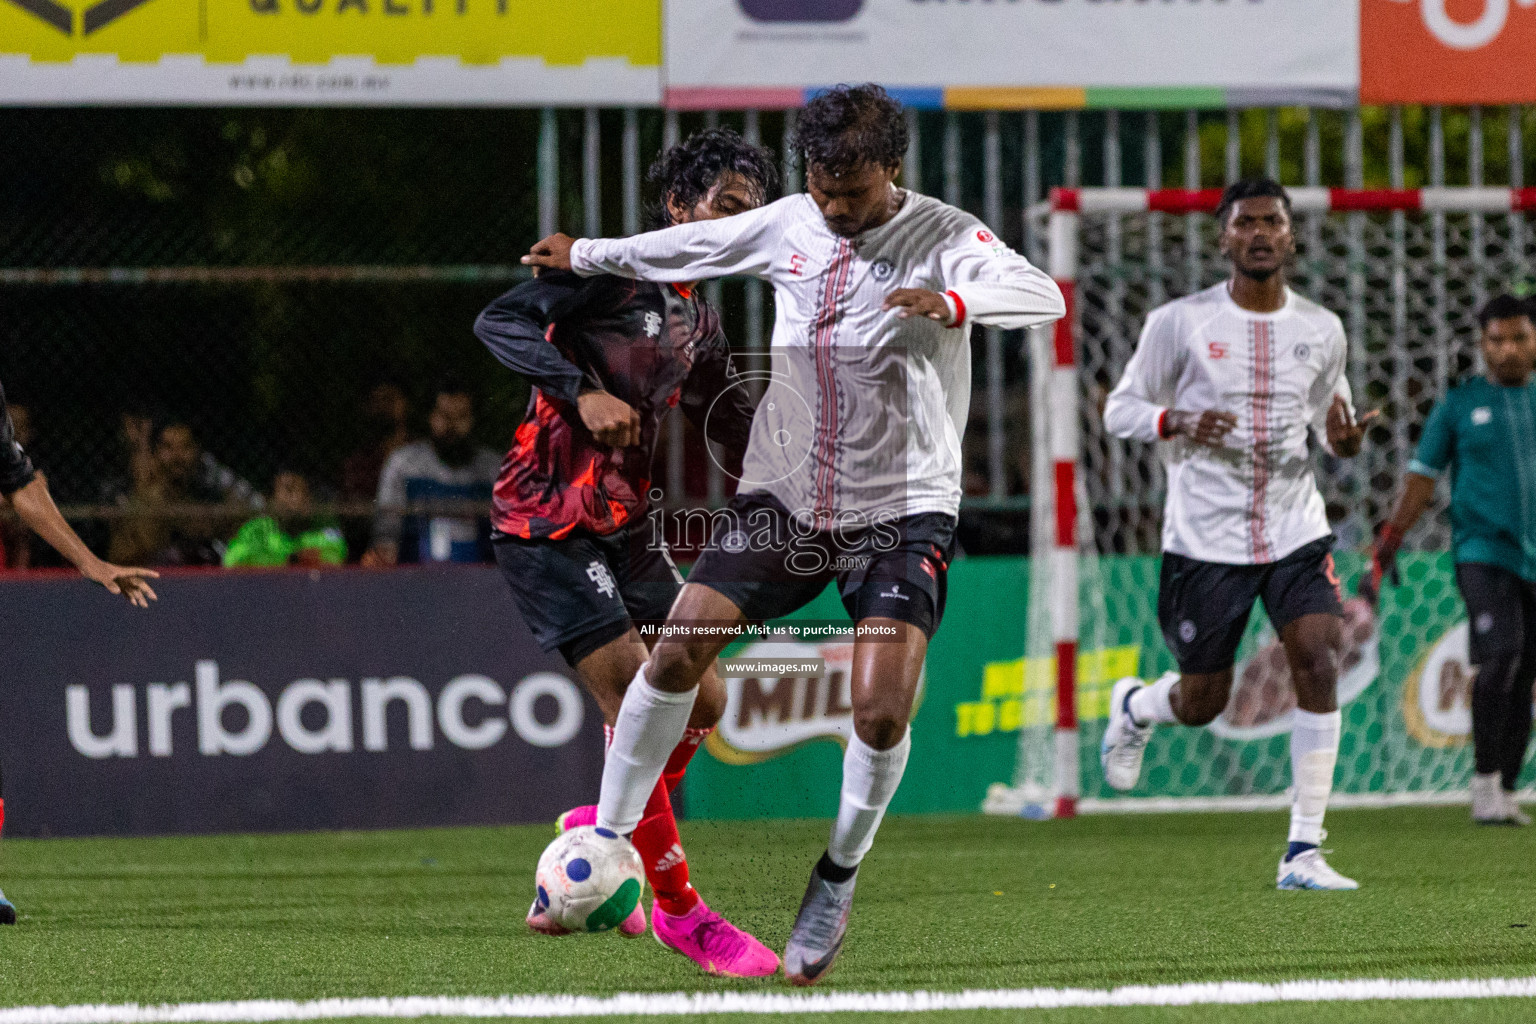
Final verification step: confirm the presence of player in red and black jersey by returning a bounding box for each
[473,129,778,975]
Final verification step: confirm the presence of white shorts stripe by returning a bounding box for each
[2,977,1534,1022]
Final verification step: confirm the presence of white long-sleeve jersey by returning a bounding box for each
[570,191,1064,522]
[1102,283,1352,565]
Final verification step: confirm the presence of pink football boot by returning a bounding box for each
[527,897,646,937]
[525,899,571,936]
[651,900,780,977]
[555,805,597,833]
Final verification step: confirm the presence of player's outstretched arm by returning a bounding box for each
[9,476,158,607]
[525,202,783,284]
[523,233,577,273]
[935,224,1065,331]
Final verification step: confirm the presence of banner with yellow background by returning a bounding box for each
[0,0,659,103]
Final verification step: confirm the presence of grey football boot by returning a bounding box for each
[783,863,857,986]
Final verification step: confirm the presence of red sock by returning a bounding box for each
[662,727,712,794]
[632,779,699,917]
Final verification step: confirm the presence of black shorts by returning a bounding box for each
[1455,561,1536,666]
[1158,536,1344,675]
[684,491,957,639]
[493,526,683,667]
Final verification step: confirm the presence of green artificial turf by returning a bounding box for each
[0,807,1531,1021]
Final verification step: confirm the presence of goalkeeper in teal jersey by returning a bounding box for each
[1368,294,1536,826]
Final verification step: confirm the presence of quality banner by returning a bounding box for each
[684,553,1512,819]
[0,0,660,104]
[664,0,1359,110]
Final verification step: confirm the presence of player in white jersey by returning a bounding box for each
[1100,179,1372,891]
[524,84,1063,982]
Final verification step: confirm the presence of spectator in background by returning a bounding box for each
[107,419,262,566]
[224,468,346,568]
[342,381,412,502]
[364,380,499,565]
[340,381,412,562]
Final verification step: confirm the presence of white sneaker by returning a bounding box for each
[1100,677,1154,791]
[1276,847,1358,891]
[1502,790,1532,827]
[1472,772,1510,824]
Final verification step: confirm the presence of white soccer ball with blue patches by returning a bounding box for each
[534,825,644,932]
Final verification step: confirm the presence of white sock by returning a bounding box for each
[1288,708,1341,847]
[1128,673,1179,726]
[825,728,911,870]
[595,666,697,836]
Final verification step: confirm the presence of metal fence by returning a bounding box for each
[2,104,1532,566]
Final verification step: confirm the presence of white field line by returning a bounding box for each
[1076,788,1536,815]
[989,788,1536,818]
[2,978,1535,1021]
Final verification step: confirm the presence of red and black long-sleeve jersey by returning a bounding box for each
[475,271,757,541]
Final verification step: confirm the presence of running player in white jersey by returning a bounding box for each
[524,84,1063,983]
[1100,178,1373,891]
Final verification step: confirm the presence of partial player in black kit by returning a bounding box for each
[0,380,160,923]
[474,128,783,976]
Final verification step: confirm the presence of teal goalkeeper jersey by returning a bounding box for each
[1410,375,1536,582]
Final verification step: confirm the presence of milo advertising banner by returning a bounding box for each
[684,553,1510,819]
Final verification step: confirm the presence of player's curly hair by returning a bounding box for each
[647,128,779,228]
[1215,177,1292,228]
[793,83,908,177]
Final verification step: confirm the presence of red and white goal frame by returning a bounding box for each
[1000,185,1536,820]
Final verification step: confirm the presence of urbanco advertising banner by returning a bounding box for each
[0,566,601,837]
[684,553,1510,820]
[664,0,1359,110]
[1362,0,1536,103]
[0,0,659,104]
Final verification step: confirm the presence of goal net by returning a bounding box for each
[990,186,1536,815]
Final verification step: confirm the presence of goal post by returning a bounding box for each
[987,185,1536,817]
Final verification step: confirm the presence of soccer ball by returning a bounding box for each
[534,825,644,932]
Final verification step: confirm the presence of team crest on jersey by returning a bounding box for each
[1293,343,1310,361]
[1472,406,1493,425]
[870,259,895,281]
[720,530,749,554]
[975,228,1007,257]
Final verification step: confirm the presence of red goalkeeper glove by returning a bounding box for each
[1359,522,1404,607]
